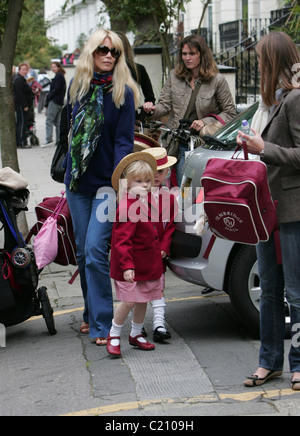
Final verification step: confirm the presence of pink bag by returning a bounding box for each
[33,192,66,269]
[201,143,281,262]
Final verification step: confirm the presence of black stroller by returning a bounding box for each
[0,186,56,335]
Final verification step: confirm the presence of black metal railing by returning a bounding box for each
[215,10,292,103]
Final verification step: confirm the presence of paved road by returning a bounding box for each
[1,111,300,417]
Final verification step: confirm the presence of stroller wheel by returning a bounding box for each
[30,135,39,146]
[38,287,57,335]
[11,247,31,269]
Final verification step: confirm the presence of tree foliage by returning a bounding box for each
[14,0,49,68]
[282,0,299,43]
[64,0,191,77]
[0,0,24,171]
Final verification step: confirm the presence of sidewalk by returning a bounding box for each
[17,109,83,311]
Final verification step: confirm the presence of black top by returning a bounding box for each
[13,74,33,108]
[46,72,66,106]
[129,63,155,104]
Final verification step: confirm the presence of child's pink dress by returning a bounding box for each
[114,275,164,303]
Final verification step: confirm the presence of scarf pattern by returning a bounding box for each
[69,72,113,191]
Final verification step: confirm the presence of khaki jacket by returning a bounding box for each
[151,70,236,129]
[262,88,300,223]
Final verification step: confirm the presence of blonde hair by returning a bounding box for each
[118,160,154,201]
[69,29,140,108]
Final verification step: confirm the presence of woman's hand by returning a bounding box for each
[190,119,205,132]
[161,250,167,259]
[143,102,155,114]
[237,128,265,155]
[123,269,135,283]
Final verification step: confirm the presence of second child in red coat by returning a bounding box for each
[108,152,162,357]
[142,147,178,342]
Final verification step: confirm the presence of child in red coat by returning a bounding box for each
[108,152,162,357]
[142,147,177,342]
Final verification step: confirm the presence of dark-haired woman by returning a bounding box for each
[237,32,300,390]
[43,62,66,147]
[143,34,235,184]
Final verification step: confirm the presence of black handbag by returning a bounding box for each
[50,105,69,183]
[51,145,67,183]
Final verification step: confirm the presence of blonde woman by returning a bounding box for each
[64,29,140,345]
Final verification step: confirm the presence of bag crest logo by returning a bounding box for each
[223,216,236,229]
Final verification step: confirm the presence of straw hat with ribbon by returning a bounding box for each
[142,147,177,170]
[111,152,157,191]
[133,133,161,152]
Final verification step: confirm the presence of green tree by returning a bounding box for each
[64,0,191,77]
[15,0,65,69]
[281,0,299,43]
[14,0,46,68]
[102,0,191,73]
[0,0,28,235]
[0,0,24,171]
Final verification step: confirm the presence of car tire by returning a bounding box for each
[227,245,260,337]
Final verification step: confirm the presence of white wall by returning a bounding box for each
[45,0,108,53]
[45,0,282,55]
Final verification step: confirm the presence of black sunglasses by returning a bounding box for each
[95,45,121,59]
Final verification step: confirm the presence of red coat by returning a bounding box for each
[110,193,164,282]
[151,187,177,272]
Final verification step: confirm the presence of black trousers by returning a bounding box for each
[15,104,28,147]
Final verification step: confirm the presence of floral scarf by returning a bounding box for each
[69,72,113,191]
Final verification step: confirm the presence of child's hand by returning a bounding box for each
[161,250,167,259]
[123,269,135,283]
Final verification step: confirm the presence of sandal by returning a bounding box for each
[291,379,300,390]
[244,370,282,387]
[95,337,108,346]
[80,322,89,334]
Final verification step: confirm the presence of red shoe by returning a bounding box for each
[129,334,155,351]
[107,334,121,357]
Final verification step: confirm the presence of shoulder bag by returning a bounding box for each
[50,105,69,183]
[165,82,201,161]
[26,191,77,267]
[200,143,281,263]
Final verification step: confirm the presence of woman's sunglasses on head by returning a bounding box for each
[95,45,121,59]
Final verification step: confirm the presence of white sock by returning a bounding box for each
[152,297,166,332]
[110,320,123,346]
[131,321,147,343]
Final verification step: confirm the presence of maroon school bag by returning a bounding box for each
[201,144,281,262]
[26,193,77,266]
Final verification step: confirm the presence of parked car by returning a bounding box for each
[167,102,266,335]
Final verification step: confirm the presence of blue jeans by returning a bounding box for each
[66,187,115,338]
[46,101,62,143]
[175,144,188,186]
[257,221,300,373]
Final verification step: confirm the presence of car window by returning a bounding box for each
[202,101,259,151]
